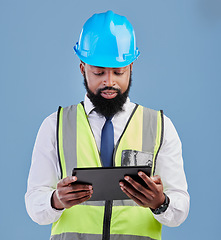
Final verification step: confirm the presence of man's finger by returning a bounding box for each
[120,179,154,202]
[120,184,143,206]
[57,176,78,188]
[66,194,92,208]
[137,172,157,190]
[123,176,149,196]
[150,175,162,184]
[67,183,93,193]
[59,189,93,202]
[120,180,153,203]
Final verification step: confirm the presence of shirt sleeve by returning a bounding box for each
[152,115,190,227]
[25,112,64,225]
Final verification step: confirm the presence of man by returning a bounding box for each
[25,10,189,240]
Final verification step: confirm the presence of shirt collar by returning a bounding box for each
[83,94,132,117]
[84,94,95,116]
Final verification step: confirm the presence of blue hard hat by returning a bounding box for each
[74,10,140,68]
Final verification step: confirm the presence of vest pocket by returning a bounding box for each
[121,150,153,167]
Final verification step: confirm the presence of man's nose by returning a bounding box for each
[105,71,115,86]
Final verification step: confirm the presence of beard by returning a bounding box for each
[83,73,132,118]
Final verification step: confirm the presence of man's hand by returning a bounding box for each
[51,176,93,210]
[119,171,165,210]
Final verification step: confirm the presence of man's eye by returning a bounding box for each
[114,72,124,76]
[94,72,104,76]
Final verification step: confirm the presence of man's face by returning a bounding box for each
[80,63,133,97]
[80,62,133,117]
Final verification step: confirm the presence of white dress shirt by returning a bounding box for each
[25,95,190,227]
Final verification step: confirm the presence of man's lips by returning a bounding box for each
[100,90,118,99]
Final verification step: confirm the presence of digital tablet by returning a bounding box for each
[72,166,151,201]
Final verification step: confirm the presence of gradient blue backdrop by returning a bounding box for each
[1,0,221,239]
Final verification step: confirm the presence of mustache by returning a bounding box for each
[97,86,121,93]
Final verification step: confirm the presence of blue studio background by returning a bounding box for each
[1,0,221,239]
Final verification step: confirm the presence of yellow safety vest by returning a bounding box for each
[51,103,164,240]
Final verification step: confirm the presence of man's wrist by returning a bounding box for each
[51,190,65,210]
[150,193,170,215]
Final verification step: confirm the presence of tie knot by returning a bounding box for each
[105,116,113,121]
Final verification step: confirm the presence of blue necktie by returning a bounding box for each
[100,117,114,167]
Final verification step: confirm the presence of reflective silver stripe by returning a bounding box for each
[62,105,78,177]
[142,107,158,153]
[111,235,156,240]
[51,232,101,240]
[113,199,138,206]
[80,199,138,207]
[80,200,105,206]
[51,232,156,240]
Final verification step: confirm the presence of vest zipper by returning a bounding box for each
[102,200,113,240]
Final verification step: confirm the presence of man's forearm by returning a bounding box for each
[25,187,64,225]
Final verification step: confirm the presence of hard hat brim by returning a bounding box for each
[74,46,140,68]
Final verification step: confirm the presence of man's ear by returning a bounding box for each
[80,62,85,75]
